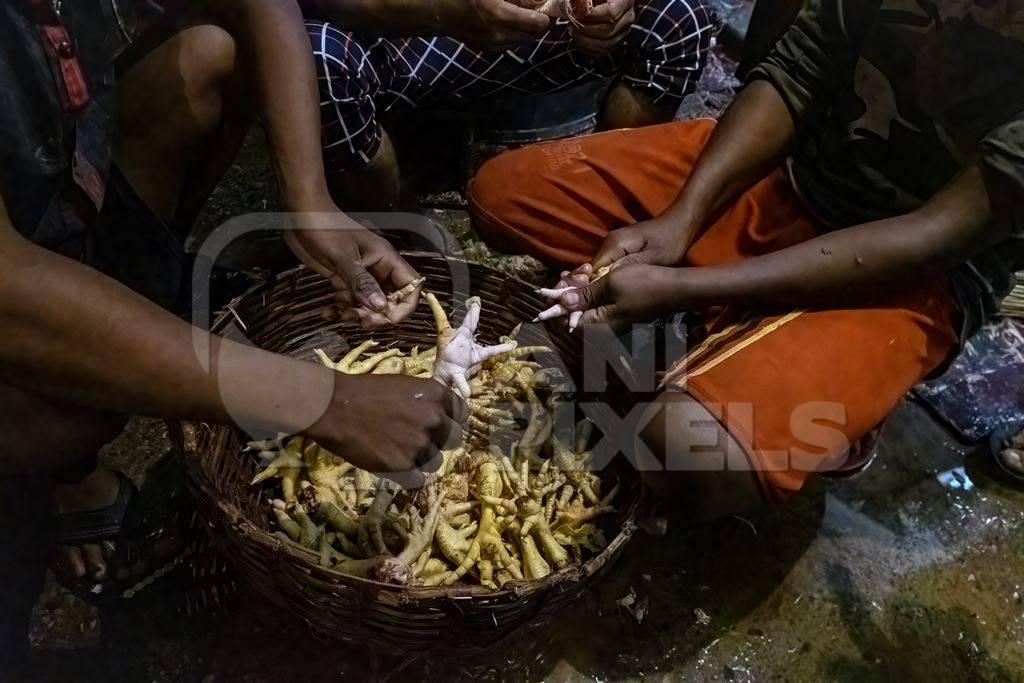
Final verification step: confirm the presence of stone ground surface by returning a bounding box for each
[21,20,1024,683]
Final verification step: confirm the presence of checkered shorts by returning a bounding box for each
[308,0,712,173]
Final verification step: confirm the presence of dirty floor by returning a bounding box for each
[20,22,1024,683]
[27,401,1024,681]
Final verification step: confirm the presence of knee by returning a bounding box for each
[307,22,374,102]
[636,392,716,474]
[469,149,538,241]
[178,25,239,100]
[630,0,712,48]
[2,398,127,476]
[470,153,516,223]
[624,0,711,78]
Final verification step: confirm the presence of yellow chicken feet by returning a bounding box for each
[358,480,398,556]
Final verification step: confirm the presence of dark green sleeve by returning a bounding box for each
[979,116,1024,237]
[745,0,872,126]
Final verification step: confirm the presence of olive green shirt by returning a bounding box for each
[749,0,1024,337]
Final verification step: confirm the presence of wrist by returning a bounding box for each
[658,265,701,312]
[643,215,699,264]
[279,181,338,215]
[654,208,699,239]
[657,193,709,237]
[289,205,368,237]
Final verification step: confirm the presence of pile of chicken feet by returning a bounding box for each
[250,291,618,589]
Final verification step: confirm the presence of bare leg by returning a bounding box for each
[114,23,252,226]
[637,390,765,519]
[0,381,126,632]
[51,23,252,582]
[598,83,677,130]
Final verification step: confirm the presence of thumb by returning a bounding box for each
[340,260,387,313]
[560,276,609,312]
[592,241,628,270]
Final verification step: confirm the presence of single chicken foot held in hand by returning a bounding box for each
[534,265,612,331]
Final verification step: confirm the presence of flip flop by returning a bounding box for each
[53,471,186,605]
[989,428,1024,487]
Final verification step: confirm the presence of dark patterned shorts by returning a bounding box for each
[307,0,712,173]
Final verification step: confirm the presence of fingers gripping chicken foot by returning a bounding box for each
[534,265,612,328]
[386,276,425,306]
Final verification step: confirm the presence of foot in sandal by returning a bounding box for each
[996,428,1024,482]
[52,467,122,584]
[50,466,185,603]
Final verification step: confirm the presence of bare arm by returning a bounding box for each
[565,165,1003,325]
[587,0,857,270]
[204,0,334,214]
[586,80,798,269]
[656,79,797,251]
[203,0,427,325]
[0,196,463,476]
[0,197,331,433]
[671,165,998,307]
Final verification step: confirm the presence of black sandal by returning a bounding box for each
[53,471,186,605]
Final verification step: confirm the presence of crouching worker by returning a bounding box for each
[470,0,1024,515]
[0,0,464,670]
[302,0,712,209]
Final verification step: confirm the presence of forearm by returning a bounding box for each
[312,0,452,35]
[670,216,947,309]
[208,0,335,212]
[664,166,999,309]
[660,80,797,241]
[0,235,332,435]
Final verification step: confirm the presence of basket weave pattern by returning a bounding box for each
[177,254,645,656]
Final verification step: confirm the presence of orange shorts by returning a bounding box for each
[470,119,962,500]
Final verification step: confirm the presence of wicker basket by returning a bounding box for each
[177,253,646,657]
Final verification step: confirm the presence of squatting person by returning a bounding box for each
[0,0,464,668]
[470,0,1024,514]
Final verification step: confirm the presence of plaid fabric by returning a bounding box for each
[308,0,712,172]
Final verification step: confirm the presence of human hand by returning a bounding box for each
[555,263,683,329]
[591,217,695,270]
[445,0,552,51]
[533,219,694,328]
[308,373,467,488]
[570,0,634,57]
[285,213,423,329]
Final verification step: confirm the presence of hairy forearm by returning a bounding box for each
[208,0,334,211]
[661,80,797,240]
[664,165,1000,309]
[313,0,451,35]
[0,235,333,435]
